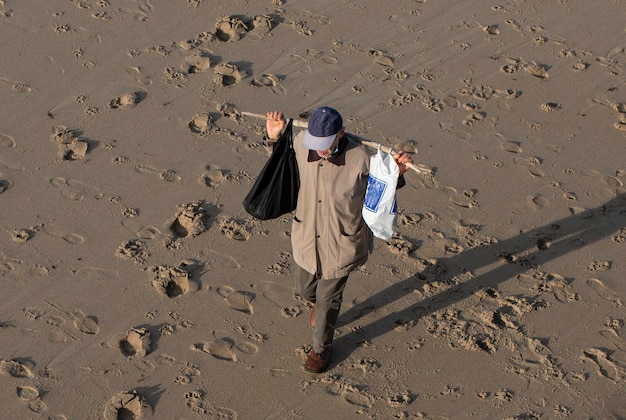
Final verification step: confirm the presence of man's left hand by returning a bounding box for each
[393,151,413,176]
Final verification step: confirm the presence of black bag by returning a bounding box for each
[243,119,299,220]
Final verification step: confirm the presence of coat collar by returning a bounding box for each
[307,136,347,166]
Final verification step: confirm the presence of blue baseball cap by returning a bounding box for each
[302,106,343,150]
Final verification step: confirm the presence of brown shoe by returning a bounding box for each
[309,304,316,329]
[304,347,332,373]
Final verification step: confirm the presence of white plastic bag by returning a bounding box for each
[362,146,399,240]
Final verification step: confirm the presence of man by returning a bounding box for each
[265,107,412,373]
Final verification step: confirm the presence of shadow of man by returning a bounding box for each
[334,192,626,362]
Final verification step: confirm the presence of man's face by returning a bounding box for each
[316,128,344,157]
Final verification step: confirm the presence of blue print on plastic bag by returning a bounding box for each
[364,175,387,212]
[390,196,397,215]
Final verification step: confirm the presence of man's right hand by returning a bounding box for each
[266,111,285,140]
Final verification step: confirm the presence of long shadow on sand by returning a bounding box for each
[334,193,626,363]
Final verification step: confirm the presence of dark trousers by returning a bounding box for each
[293,264,348,354]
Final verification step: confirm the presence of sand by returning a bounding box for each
[1,0,625,418]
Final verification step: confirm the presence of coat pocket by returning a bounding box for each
[291,214,303,245]
[338,225,367,268]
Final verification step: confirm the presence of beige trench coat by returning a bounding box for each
[291,130,374,279]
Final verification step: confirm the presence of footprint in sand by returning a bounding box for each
[0,178,13,194]
[109,92,140,109]
[444,186,479,209]
[266,260,289,276]
[392,140,419,155]
[614,121,626,132]
[119,7,148,21]
[214,15,250,42]
[250,73,281,87]
[0,76,36,93]
[0,359,34,378]
[258,281,303,318]
[123,66,153,86]
[17,385,40,401]
[119,327,152,357]
[397,212,422,228]
[439,122,471,139]
[16,385,47,413]
[213,62,247,86]
[546,273,578,303]
[601,175,623,188]
[23,306,45,321]
[569,206,594,219]
[61,140,88,160]
[170,201,209,238]
[359,47,393,67]
[587,278,623,307]
[116,239,148,266]
[235,343,259,354]
[198,168,225,188]
[351,357,381,374]
[501,141,522,153]
[514,157,545,178]
[191,338,238,362]
[185,389,238,419]
[583,348,625,383]
[50,126,89,160]
[394,318,418,332]
[41,223,84,245]
[119,0,153,21]
[588,260,611,272]
[151,265,192,298]
[463,111,486,127]
[103,391,144,420]
[218,217,251,241]
[600,328,626,351]
[45,300,100,335]
[121,220,162,240]
[189,113,215,135]
[184,52,212,74]
[135,164,181,182]
[541,102,561,112]
[170,359,202,385]
[11,228,33,243]
[217,286,255,315]
[386,234,416,256]
[325,381,375,408]
[214,14,273,42]
[386,391,414,408]
[524,63,549,78]
[192,330,259,363]
[250,73,287,95]
[528,194,550,210]
[280,306,302,318]
[0,133,16,148]
[573,60,589,72]
[50,177,102,201]
[247,15,274,38]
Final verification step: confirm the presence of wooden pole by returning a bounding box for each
[240,112,432,175]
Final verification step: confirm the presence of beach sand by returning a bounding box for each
[1,0,625,418]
